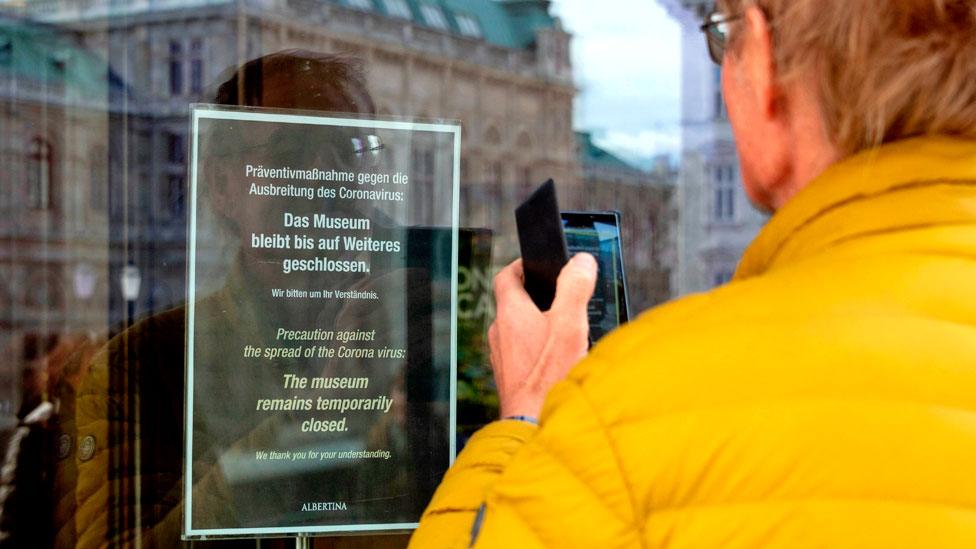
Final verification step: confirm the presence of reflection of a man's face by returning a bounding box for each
[211,122,379,288]
[204,62,391,290]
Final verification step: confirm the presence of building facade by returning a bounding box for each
[0,2,686,543]
[576,131,675,313]
[0,17,120,428]
[0,0,580,423]
[658,0,767,296]
[21,0,580,254]
[0,0,676,436]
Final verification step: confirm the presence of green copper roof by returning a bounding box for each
[577,132,642,173]
[492,0,557,50]
[0,16,115,100]
[333,0,558,50]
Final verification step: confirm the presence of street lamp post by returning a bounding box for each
[120,263,141,326]
[118,261,143,545]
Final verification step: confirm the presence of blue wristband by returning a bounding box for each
[504,415,539,425]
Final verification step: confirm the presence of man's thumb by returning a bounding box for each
[552,253,598,314]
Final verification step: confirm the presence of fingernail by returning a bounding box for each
[572,253,597,272]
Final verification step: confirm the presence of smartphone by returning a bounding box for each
[561,211,630,342]
[515,180,569,311]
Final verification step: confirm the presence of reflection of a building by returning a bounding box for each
[576,132,674,313]
[0,0,677,423]
[25,0,581,251]
[0,0,576,422]
[0,16,118,425]
[658,0,768,296]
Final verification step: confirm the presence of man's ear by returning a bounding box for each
[741,5,779,118]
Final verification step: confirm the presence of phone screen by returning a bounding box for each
[561,211,630,342]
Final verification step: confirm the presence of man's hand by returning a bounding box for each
[488,253,598,419]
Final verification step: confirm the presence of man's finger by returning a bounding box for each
[488,322,500,372]
[493,259,534,310]
[551,253,598,317]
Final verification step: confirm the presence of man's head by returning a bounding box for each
[214,49,375,114]
[207,49,376,181]
[715,0,976,210]
[204,50,378,282]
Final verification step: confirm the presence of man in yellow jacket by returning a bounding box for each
[411,0,976,546]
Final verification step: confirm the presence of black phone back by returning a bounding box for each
[515,179,569,311]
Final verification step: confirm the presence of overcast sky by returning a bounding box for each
[550,0,683,167]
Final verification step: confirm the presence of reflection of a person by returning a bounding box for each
[69,50,438,548]
[0,333,104,548]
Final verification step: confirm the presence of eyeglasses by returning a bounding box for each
[351,135,385,170]
[700,10,744,65]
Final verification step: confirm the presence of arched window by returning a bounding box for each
[169,40,184,96]
[27,137,53,210]
[484,126,501,147]
[711,163,736,222]
[190,38,204,94]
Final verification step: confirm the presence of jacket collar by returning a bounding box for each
[736,136,976,279]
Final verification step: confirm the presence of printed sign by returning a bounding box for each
[184,106,459,538]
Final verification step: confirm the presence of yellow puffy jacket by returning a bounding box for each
[411,136,976,548]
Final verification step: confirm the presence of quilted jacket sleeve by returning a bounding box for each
[410,354,641,548]
[73,311,188,549]
[409,420,538,548]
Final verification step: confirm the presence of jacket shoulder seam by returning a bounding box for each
[569,374,649,549]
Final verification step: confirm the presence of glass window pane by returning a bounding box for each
[0,0,708,545]
[190,38,203,93]
[382,0,412,19]
[169,40,183,95]
[455,13,483,38]
[420,4,448,30]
